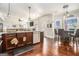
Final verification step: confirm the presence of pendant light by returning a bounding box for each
[28,6,33,26]
[2,3,11,21]
[63,5,69,17]
[0,3,11,21]
[62,5,69,29]
[28,6,31,21]
[28,6,33,22]
[5,3,11,18]
[7,3,11,17]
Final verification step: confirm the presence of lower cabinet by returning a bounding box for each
[2,32,33,53]
[1,32,43,55]
[16,33,26,47]
[2,33,16,52]
[33,32,44,44]
[33,32,40,44]
[26,32,33,45]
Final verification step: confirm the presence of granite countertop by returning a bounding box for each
[0,31,44,34]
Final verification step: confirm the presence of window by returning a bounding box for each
[65,16,77,31]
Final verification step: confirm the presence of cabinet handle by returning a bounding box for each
[23,37,27,42]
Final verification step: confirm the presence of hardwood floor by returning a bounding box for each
[19,37,79,56]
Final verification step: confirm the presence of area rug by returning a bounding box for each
[0,46,33,56]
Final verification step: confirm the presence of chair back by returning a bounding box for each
[75,29,79,37]
[54,29,58,35]
[58,29,70,38]
[58,29,64,36]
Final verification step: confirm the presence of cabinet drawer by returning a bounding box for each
[6,37,17,50]
[17,33,27,47]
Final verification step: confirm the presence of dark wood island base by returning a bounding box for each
[2,32,33,55]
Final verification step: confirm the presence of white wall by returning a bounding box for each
[0,15,29,32]
[33,14,54,38]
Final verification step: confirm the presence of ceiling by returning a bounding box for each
[0,3,79,20]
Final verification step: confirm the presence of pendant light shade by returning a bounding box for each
[7,3,11,17]
[28,6,34,26]
[28,6,33,22]
[28,6,31,20]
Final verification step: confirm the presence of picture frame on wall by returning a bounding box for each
[47,23,52,28]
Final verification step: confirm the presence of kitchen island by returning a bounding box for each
[0,31,44,55]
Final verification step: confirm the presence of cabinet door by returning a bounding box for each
[2,34,16,51]
[33,32,40,44]
[26,32,33,45]
[6,37,16,50]
[17,33,26,47]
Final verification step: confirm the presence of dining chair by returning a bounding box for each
[73,29,79,50]
[54,29,58,41]
[58,29,71,46]
[54,29,58,35]
[58,29,64,46]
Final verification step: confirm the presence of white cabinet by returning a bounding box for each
[33,32,40,44]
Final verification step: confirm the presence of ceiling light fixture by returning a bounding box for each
[63,5,69,9]
[63,4,74,18]
[0,3,11,21]
[7,3,11,17]
[63,5,69,16]
[28,6,31,21]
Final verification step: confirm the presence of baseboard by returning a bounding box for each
[44,36,54,39]
[33,42,40,45]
